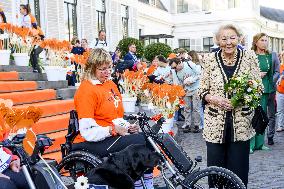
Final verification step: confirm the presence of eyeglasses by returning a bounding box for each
[97,65,113,73]
[220,35,238,43]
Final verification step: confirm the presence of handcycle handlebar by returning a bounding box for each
[124,112,166,135]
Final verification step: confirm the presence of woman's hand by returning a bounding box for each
[206,95,233,110]
[114,124,129,136]
[10,159,21,172]
[260,72,267,78]
[0,173,10,179]
[128,124,139,134]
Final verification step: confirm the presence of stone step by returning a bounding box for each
[37,80,68,90]
[56,87,77,99]
[18,72,47,81]
[0,65,33,72]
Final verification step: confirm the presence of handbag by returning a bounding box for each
[251,105,269,135]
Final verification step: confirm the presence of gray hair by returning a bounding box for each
[215,24,242,45]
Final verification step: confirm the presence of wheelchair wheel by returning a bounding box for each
[57,150,103,183]
[183,166,246,189]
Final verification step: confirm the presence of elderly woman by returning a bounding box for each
[73,48,154,189]
[250,33,280,151]
[199,24,261,187]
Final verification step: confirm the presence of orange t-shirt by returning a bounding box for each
[277,63,284,93]
[73,80,124,143]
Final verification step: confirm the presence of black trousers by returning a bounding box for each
[30,46,43,73]
[0,169,29,189]
[206,140,250,188]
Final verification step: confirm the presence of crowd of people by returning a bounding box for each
[1,3,284,189]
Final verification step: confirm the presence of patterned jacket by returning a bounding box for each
[199,49,261,143]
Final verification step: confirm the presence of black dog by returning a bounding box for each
[85,144,161,189]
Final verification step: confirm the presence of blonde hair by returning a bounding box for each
[215,24,242,45]
[81,48,112,81]
[251,33,269,54]
[188,50,200,65]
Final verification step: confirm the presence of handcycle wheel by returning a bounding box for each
[57,150,102,183]
[183,166,246,189]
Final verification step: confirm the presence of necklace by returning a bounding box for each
[222,51,237,66]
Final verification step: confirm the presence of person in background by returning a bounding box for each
[18,4,32,28]
[146,56,159,76]
[171,56,201,133]
[149,55,172,84]
[188,50,204,129]
[68,38,85,86]
[123,43,140,71]
[29,14,44,73]
[250,33,280,152]
[199,24,261,187]
[0,7,6,25]
[90,30,109,52]
[81,38,89,52]
[276,52,284,132]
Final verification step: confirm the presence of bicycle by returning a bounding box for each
[0,132,66,189]
[125,112,246,189]
[57,110,246,188]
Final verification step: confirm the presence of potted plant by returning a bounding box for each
[121,70,148,113]
[40,39,71,81]
[0,23,36,66]
[0,31,10,65]
[148,83,185,133]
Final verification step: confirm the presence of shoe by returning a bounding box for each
[181,124,188,129]
[33,69,39,73]
[276,127,284,132]
[249,149,254,154]
[177,116,185,121]
[267,138,274,146]
[260,145,270,150]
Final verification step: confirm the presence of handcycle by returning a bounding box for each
[0,132,66,189]
[57,110,246,188]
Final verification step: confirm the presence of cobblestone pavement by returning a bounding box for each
[155,123,284,189]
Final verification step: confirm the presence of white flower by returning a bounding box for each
[148,102,154,110]
[252,80,258,88]
[144,89,150,97]
[244,95,252,102]
[247,87,252,93]
[74,176,89,189]
[166,102,172,109]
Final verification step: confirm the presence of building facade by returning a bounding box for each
[2,0,284,53]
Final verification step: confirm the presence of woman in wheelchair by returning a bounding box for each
[72,48,154,189]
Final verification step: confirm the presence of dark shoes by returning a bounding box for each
[268,138,274,145]
[183,126,200,133]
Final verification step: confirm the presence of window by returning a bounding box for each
[190,39,202,51]
[96,0,106,32]
[228,0,240,8]
[64,0,77,41]
[178,39,190,51]
[150,0,156,6]
[177,0,188,13]
[203,37,214,52]
[121,5,129,38]
[27,0,41,26]
[202,0,211,11]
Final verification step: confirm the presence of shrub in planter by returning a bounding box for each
[144,42,172,61]
[117,37,144,58]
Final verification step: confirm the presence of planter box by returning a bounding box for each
[122,94,137,113]
[44,66,68,81]
[13,53,30,66]
[0,50,11,65]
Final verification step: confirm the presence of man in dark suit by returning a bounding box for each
[123,43,139,70]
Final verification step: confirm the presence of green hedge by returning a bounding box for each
[117,37,144,58]
[144,42,172,61]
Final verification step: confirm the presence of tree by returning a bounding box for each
[117,37,144,58]
[144,42,172,61]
